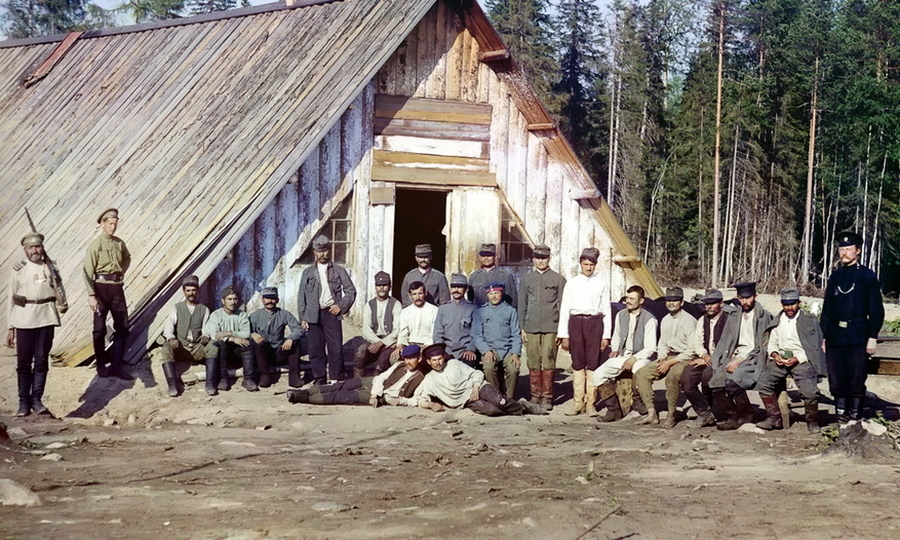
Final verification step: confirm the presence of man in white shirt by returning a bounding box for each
[159,275,210,397]
[594,285,658,422]
[391,281,439,362]
[756,288,825,433]
[558,247,611,416]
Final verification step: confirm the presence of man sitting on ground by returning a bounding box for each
[203,286,254,395]
[160,275,210,397]
[249,286,303,388]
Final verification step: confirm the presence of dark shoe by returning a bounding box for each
[312,378,327,386]
[31,370,50,416]
[205,357,219,396]
[96,363,109,378]
[518,397,548,415]
[713,390,741,430]
[732,387,755,426]
[15,401,31,417]
[162,361,181,397]
[18,372,34,416]
[286,388,310,403]
[258,372,272,388]
[834,397,848,423]
[756,393,783,430]
[108,363,134,381]
[242,378,260,392]
[598,394,623,423]
[805,400,820,434]
[690,410,717,428]
[848,397,864,421]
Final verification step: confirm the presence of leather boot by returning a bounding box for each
[218,350,231,391]
[288,353,303,388]
[518,397,548,415]
[713,390,741,430]
[597,381,623,422]
[685,388,716,427]
[31,370,51,416]
[255,345,273,388]
[108,333,134,380]
[529,370,542,404]
[585,370,599,416]
[162,361,180,397]
[834,396,848,423]
[286,387,310,403]
[204,357,219,396]
[566,369,586,416]
[16,372,32,417]
[631,387,648,415]
[241,351,259,392]
[804,399,820,434]
[848,397,864,421]
[756,393,783,430]
[732,387,755,426]
[540,370,554,410]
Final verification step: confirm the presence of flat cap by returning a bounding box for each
[478,243,497,256]
[415,243,432,256]
[262,286,279,298]
[532,244,551,258]
[21,232,44,247]
[580,247,599,264]
[422,342,447,358]
[401,344,421,358]
[449,273,468,287]
[664,286,684,301]
[312,235,330,251]
[484,282,505,293]
[703,288,724,304]
[732,282,757,298]
[97,208,119,224]
[836,231,863,247]
[374,271,391,286]
[780,287,800,305]
[182,275,200,287]
[220,285,236,299]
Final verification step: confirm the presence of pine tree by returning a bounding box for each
[1,0,87,38]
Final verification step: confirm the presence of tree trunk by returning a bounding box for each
[712,1,725,287]
[801,55,819,286]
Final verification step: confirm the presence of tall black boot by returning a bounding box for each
[108,333,134,381]
[731,387,755,425]
[162,361,180,397]
[205,357,219,396]
[16,372,32,417]
[255,345,272,388]
[631,386,648,415]
[848,396,864,421]
[834,396,848,423]
[31,370,51,416]
[241,351,259,392]
[804,399,820,434]
[714,390,741,430]
[685,387,716,427]
[288,352,303,388]
[218,349,231,391]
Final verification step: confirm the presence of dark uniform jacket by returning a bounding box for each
[297,262,356,324]
[468,266,518,308]
[433,299,477,358]
[821,262,884,347]
[517,268,566,334]
[400,267,450,307]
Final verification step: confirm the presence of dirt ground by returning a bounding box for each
[2,293,900,540]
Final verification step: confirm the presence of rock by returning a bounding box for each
[508,461,525,468]
[0,479,41,506]
[103,419,117,427]
[860,420,888,437]
[311,502,351,512]
[738,424,766,434]
[7,427,28,439]
[40,453,63,462]
[44,442,66,450]
[522,517,538,528]
[127,414,137,424]
[575,476,589,485]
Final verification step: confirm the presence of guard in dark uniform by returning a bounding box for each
[821,231,884,421]
[7,232,68,416]
[83,208,132,380]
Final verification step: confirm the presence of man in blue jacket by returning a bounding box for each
[472,282,522,400]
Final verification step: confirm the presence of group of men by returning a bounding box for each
[7,207,885,430]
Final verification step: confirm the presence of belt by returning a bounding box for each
[95,273,124,282]
[12,294,56,307]
[571,313,602,318]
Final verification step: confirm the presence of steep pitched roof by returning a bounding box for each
[0,0,436,360]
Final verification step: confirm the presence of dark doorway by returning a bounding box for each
[392,188,448,301]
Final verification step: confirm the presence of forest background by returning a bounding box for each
[2,0,899,296]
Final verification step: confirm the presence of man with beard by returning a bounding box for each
[203,286,253,395]
[517,245,566,409]
[467,243,517,308]
[680,289,728,428]
[159,275,210,397]
[557,247,611,416]
[756,288,826,433]
[413,343,544,416]
[707,282,775,430]
[633,287,697,426]
[354,271,402,378]
[821,232,884,422]
[593,285,658,422]
[400,244,449,307]
[432,273,478,365]
[7,232,68,416]
[249,286,303,388]
[83,208,132,380]
[297,235,356,384]
[391,281,439,362]
[287,344,426,407]
[472,282,522,400]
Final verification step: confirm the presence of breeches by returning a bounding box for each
[633,357,688,408]
[16,326,54,376]
[568,315,603,371]
[525,333,558,370]
[756,361,818,401]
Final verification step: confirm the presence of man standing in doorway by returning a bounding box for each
[468,243,517,308]
[84,208,132,380]
[557,247,611,416]
[518,244,566,410]
[821,232,884,422]
[400,244,449,307]
[297,235,356,385]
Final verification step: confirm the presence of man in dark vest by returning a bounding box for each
[354,271,402,378]
[433,273,478,365]
[249,286,303,388]
[468,243,518,308]
[821,231,884,421]
[594,285,658,422]
[756,288,826,433]
[287,344,426,406]
[159,275,210,397]
[680,289,728,427]
[707,282,775,430]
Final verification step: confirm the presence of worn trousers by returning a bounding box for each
[307,377,373,405]
[525,332,558,370]
[756,361,818,400]
[593,355,651,386]
[826,344,868,399]
[633,357,689,410]
[482,352,519,399]
[16,326,54,378]
[354,341,395,374]
[568,315,603,371]
[160,340,206,364]
[308,308,344,380]
[92,282,129,366]
[465,383,524,416]
[681,362,713,410]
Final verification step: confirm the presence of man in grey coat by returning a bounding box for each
[468,243,518,308]
[400,243,449,307]
[708,282,776,430]
[249,286,304,388]
[472,282,522,399]
[297,235,356,385]
[756,288,825,433]
[432,273,478,365]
